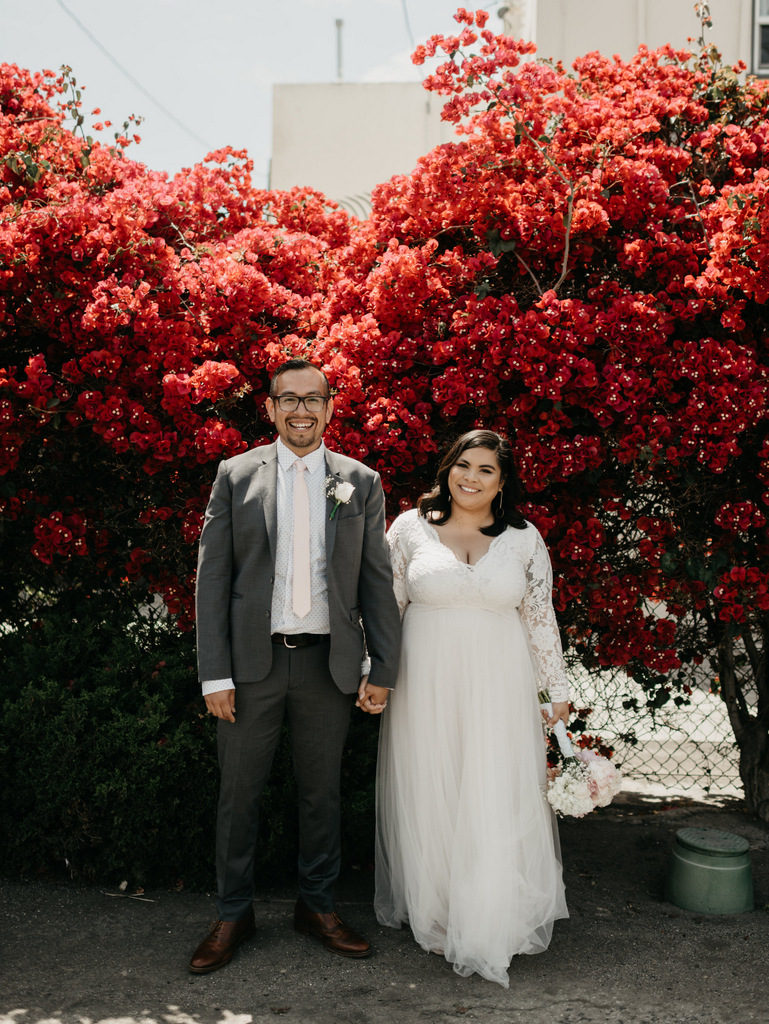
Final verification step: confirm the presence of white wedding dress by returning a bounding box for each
[375,509,570,988]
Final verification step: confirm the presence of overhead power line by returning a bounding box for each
[55,0,214,152]
[400,0,416,50]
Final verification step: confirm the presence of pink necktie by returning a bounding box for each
[292,460,311,618]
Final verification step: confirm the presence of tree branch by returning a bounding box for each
[718,632,749,743]
[512,248,544,295]
[551,183,576,293]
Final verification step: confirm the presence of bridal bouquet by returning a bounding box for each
[539,693,622,817]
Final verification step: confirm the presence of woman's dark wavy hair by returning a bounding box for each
[418,429,527,536]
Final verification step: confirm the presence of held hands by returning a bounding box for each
[205,689,236,723]
[356,675,389,715]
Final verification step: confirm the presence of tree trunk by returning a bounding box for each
[738,722,769,821]
[718,627,769,822]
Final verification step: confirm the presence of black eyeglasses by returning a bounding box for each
[272,394,329,412]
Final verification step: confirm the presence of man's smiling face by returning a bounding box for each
[266,366,334,456]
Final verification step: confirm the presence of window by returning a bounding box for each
[755,0,769,75]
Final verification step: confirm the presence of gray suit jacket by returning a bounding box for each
[195,442,401,693]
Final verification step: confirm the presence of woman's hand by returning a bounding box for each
[546,701,569,727]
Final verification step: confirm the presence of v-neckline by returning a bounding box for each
[423,518,501,568]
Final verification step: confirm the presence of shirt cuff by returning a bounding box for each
[202,678,235,696]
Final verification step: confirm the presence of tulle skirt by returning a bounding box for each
[374,603,568,988]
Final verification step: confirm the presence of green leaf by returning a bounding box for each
[4,153,23,176]
[648,688,670,710]
[21,154,42,183]
[660,552,679,575]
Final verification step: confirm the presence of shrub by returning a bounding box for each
[0,594,379,888]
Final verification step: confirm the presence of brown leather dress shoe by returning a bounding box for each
[189,909,256,974]
[293,898,371,958]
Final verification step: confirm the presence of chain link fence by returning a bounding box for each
[570,664,744,798]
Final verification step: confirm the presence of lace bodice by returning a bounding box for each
[387,509,570,703]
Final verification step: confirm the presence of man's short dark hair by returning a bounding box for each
[269,358,331,397]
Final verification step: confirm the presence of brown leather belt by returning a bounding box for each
[271,633,329,648]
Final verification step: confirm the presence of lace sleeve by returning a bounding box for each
[519,528,570,704]
[387,515,410,618]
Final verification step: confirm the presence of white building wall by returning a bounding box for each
[270,82,455,207]
[534,0,751,69]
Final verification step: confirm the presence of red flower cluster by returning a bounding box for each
[31,509,88,564]
[714,566,769,623]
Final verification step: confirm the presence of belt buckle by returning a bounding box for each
[283,634,298,649]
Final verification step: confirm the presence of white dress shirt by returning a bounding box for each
[271,439,330,634]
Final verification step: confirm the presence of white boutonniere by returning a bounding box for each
[326,476,355,519]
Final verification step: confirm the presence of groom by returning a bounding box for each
[190,357,401,974]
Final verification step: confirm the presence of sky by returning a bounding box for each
[1,0,505,187]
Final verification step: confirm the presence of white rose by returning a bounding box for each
[335,481,355,503]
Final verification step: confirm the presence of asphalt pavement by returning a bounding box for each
[2,791,768,1024]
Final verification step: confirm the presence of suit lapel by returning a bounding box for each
[247,443,278,562]
[323,449,349,561]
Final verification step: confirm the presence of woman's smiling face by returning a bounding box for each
[447,446,503,514]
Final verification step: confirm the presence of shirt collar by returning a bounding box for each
[276,437,326,475]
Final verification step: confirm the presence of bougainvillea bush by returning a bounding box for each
[1,1,769,886]
[0,65,361,631]
[0,64,365,882]
[347,9,769,815]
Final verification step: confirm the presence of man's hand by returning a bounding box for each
[205,689,236,723]
[356,676,389,715]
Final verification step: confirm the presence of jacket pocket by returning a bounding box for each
[336,507,362,521]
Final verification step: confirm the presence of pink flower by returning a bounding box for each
[577,749,623,807]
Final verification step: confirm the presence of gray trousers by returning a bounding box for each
[215,639,354,920]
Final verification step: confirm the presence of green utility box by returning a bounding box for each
[666,827,753,915]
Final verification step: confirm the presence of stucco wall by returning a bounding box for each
[270,82,456,203]
[535,0,751,69]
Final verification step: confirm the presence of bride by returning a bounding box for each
[371,429,570,988]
